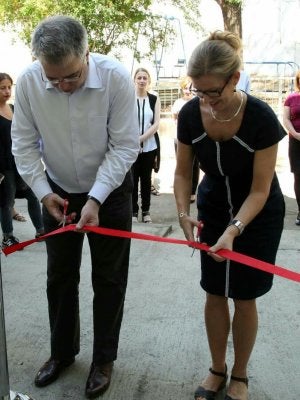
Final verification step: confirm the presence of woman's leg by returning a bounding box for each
[226,299,258,399]
[195,293,230,399]
[24,187,44,233]
[294,172,300,213]
[0,170,16,239]
[140,150,156,214]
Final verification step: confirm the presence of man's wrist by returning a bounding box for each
[41,193,53,203]
[87,195,101,207]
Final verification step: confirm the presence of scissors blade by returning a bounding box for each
[58,199,68,227]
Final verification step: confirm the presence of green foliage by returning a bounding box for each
[0,0,203,59]
[0,0,152,54]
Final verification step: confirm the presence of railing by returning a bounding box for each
[154,75,295,118]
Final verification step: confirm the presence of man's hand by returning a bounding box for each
[76,198,100,230]
[41,193,76,225]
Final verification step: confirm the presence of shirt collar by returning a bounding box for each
[83,54,102,89]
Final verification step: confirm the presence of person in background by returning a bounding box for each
[0,72,44,249]
[236,70,251,93]
[12,207,26,222]
[283,70,300,225]
[132,67,161,223]
[11,16,139,398]
[172,75,199,203]
[174,31,285,400]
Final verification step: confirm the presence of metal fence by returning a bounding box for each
[154,75,295,118]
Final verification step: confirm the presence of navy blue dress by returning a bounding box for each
[178,94,286,299]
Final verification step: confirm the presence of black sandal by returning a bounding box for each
[194,364,228,400]
[224,375,248,400]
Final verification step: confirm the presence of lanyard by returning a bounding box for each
[137,98,145,148]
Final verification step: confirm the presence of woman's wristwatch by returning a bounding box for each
[229,219,245,235]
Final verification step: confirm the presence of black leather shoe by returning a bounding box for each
[34,357,75,387]
[85,362,114,398]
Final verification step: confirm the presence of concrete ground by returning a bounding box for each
[1,120,300,399]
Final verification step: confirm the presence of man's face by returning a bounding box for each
[41,53,88,94]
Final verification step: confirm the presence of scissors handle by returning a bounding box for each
[191,221,203,257]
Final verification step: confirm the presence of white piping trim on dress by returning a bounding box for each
[192,132,207,144]
[233,136,255,152]
[216,142,224,176]
[225,259,230,297]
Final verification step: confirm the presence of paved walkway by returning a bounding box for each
[1,119,300,399]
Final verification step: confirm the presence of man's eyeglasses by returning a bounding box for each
[41,59,85,85]
[189,76,232,98]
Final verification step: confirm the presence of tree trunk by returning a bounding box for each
[214,0,242,38]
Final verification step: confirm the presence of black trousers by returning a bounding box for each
[43,172,133,364]
[132,149,156,214]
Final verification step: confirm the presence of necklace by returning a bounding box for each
[210,91,244,123]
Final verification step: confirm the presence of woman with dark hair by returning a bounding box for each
[174,31,285,400]
[0,72,44,248]
[283,70,300,225]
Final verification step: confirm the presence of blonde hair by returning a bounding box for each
[187,30,242,79]
[179,76,191,90]
[295,70,300,91]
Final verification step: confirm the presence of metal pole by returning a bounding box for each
[0,255,35,400]
[0,254,10,400]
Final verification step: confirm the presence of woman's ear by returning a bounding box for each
[232,70,241,86]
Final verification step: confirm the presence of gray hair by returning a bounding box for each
[188,30,242,79]
[31,15,88,64]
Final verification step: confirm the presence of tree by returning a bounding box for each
[214,0,243,38]
[0,0,201,59]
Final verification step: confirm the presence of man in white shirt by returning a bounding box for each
[11,15,139,398]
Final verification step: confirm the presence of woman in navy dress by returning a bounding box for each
[174,31,285,400]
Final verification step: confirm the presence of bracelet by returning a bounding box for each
[178,211,189,218]
[87,195,101,206]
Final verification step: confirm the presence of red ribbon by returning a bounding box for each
[2,224,300,284]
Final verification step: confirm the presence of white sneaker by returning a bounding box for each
[142,213,152,223]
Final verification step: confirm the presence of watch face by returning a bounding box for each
[232,219,244,234]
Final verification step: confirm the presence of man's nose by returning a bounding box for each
[58,81,73,92]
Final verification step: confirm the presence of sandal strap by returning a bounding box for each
[230,375,249,387]
[209,363,227,378]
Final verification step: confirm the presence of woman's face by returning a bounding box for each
[182,84,193,99]
[191,74,237,111]
[0,79,12,103]
[135,71,150,90]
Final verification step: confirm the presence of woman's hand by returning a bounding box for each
[179,215,203,243]
[208,227,237,262]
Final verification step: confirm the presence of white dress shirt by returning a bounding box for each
[11,53,139,203]
[137,96,157,153]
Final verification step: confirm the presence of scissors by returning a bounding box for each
[59,199,68,227]
[191,221,202,257]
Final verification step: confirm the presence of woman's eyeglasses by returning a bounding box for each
[189,76,232,98]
